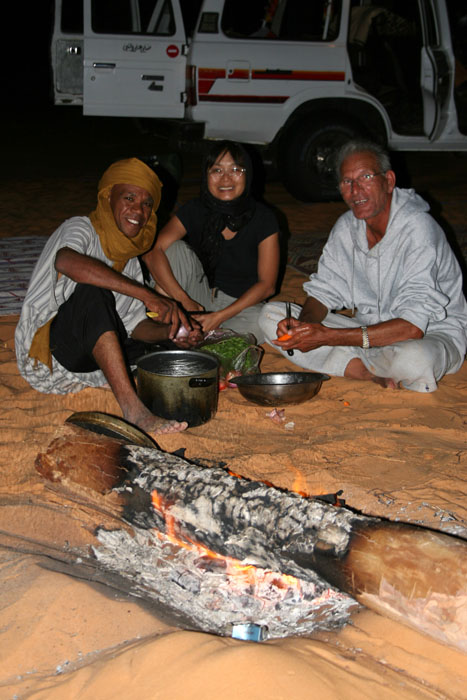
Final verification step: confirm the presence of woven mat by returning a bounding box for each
[0,237,46,316]
[286,233,328,276]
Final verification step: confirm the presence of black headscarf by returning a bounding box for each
[197,141,256,286]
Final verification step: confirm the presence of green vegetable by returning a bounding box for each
[200,337,258,373]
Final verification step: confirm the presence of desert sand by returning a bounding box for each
[0,111,466,699]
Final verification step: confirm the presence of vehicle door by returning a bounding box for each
[52,0,84,105]
[419,0,451,139]
[83,0,187,117]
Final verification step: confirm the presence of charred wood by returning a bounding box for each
[97,445,467,651]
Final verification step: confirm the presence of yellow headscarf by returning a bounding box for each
[29,158,162,370]
[89,157,163,271]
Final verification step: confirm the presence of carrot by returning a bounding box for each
[277,333,292,341]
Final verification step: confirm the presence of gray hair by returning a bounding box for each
[335,140,392,179]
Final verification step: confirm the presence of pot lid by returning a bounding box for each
[65,411,156,448]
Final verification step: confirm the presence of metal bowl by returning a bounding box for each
[230,372,330,406]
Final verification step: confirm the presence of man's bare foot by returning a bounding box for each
[125,403,188,435]
[146,415,188,435]
[345,358,400,388]
[371,376,400,389]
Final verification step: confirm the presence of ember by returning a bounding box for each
[95,519,356,640]
[93,446,361,639]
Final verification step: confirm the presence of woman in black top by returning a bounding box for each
[143,141,280,343]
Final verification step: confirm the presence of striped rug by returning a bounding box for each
[0,237,46,316]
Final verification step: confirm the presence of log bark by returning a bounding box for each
[35,424,131,493]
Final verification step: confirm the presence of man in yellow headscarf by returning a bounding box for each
[15,158,199,435]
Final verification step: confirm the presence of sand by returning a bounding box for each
[0,115,466,699]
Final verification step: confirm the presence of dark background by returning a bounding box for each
[4,2,182,180]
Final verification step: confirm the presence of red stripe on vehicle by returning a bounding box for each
[198,79,217,94]
[197,67,345,97]
[198,68,226,79]
[198,67,226,95]
[252,70,345,81]
[227,69,250,80]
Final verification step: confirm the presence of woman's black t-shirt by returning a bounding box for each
[176,199,279,298]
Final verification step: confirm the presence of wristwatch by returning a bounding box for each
[361,326,370,349]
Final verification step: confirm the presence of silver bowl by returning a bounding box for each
[230,372,330,406]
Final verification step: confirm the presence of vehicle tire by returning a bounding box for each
[279,119,364,202]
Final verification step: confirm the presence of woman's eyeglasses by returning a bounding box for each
[339,172,384,190]
[208,166,246,179]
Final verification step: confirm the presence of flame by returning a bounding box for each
[227,469,284,490]
[284,465,345,505]
[227,469,243,479]
[288,464,309,497]
[150,489,302,593]
[229,463,333,500]
[151,490,165,511]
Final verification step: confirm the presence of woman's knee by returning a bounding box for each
[165,239,209,300]
[166,240,204,276]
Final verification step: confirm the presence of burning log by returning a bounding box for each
[90,445,467,650]
[93,447,360,639]
[119,448,368,577]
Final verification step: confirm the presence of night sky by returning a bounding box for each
[5,3,55,108]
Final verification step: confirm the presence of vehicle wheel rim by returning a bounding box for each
[305,133,349,188]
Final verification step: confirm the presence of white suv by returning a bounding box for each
[52,0,467,200]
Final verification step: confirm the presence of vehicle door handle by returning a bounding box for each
[92,62,116,69]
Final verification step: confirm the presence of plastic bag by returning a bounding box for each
[198,329,263,389]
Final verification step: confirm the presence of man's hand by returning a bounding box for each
[273,315,423,354]
[276,316,300,338]
[273,320,331,353]
[145,295,191,339]
[173,327,205,349]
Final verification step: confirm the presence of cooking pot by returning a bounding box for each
[136,350,219,427]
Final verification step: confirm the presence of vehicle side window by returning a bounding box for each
[179,0,203,37]
[61,0,83,33]
[91,0,175,36]
[221,0,342,41]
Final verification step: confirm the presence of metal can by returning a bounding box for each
[230,623,268,642]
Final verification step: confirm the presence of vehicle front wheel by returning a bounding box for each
[279,119,364,202]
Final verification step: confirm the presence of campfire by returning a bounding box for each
[93,446,362,639]
[34,427,467,651]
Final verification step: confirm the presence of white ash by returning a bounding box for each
[93,526,358,639]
